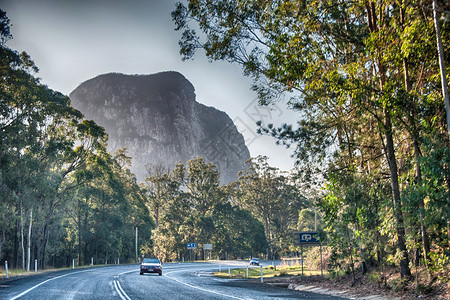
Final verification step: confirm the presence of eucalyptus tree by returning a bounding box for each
[0,9,139,268]
[0,10,97,268]
[172,0,450,278]
[144,164,180,229]
[236,156,304,258]
[212,202,268,259]
[146,157,269,261]
[178,157,222,255]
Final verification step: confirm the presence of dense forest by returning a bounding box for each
[0,9,153,269]
[171,0,450,284]
[0,9,304,270]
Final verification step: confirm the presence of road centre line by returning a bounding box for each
[112,270,136,300]
[9,270,91,300]
[113,278,131,300]
[164,269,245,300]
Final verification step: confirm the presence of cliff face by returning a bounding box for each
[69,71,250,183]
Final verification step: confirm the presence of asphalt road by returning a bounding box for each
[0,261,346,300]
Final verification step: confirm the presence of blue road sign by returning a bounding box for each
[299,232,320,244]
[187,243,198,249]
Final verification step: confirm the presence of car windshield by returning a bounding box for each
[143,258,160,264]
[251,258,259,261]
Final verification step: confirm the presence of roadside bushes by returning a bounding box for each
[304,246,331,271]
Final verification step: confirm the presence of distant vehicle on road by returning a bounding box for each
[140,258,162,275]
[249,258,260,266]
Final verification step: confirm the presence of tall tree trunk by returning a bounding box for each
[413,139,431,263]
[384,109,412,279]
[26,208,33,272]
[432,0,450,139]
[15,219,19,269]
[21,205,25,270]
[77,201,82,267]
[42,228,49,269]
[400,2,431,265]
[264,213,271,258]
[367,0,412,279]
[0,225,5,262]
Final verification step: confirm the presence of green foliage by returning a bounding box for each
[236,156,306,259]
[297,208,319,232]
[144,157,269,261]
[172,0,450,280]
[0,10,152,268]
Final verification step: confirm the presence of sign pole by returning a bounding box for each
[320,243,323,277]
[135,227,138,261]
[301,244,303,277]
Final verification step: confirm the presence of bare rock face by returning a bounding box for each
[69,71,250,183]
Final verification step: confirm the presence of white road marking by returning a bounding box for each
[112,269,136,300]
[117,269,137,276]
[164,270,246,300]
[9,270,91,300]
[113,278,131,300]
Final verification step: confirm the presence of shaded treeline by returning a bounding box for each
[172,0,450,281]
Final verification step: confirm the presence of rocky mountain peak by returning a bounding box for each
[69,71,250,184]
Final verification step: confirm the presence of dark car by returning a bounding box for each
[140,258,162,275]
[249,258,260,266]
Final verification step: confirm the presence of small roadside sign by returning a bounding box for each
[203,244,212,250]
[187,243,198,249]
[293,232,322,245]
[293,231,326,277]
[300,232,320,243]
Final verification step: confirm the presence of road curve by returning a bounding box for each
[0,261,346,300]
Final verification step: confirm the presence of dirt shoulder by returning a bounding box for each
[261,273,449,300]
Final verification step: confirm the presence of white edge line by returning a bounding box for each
[9,270,91,300]
[164,270,245,300]
[117,269,136,276]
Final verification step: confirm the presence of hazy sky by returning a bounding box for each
[2,0,298,171]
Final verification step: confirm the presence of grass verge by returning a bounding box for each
[0,264,112,279]
[214,265,327,279]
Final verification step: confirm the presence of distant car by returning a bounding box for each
[140,258,162,276]
[249,258,260,266]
